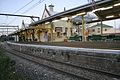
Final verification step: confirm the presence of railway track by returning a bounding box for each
[3,44,89,80]
[2,43,120,80]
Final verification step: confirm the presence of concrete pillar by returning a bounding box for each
[50,21,54,42]
[34,28,38,41]
[67,17,73,38]
[31,29,35,41]
[82,15,85,42]
[25,30,28,42]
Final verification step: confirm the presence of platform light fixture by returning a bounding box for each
[52,20,59,22]
[92,18,98,21]
[61,17,68,20]
[114,3,120,6]
[76,12,86,16]
[92,8,101,12]
[106,15,114,18]
[72,15,77,18]
[100,6,113,10]
[45,22,50,24]
[92,6,113,12]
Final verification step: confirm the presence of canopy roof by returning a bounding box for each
[9,0,120,35]
[30,0,120,26]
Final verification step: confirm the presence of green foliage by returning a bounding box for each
[0,48,25,80]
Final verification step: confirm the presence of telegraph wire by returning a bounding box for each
[7,0,45,26]
[14,0,34,14]
[7,0,35,27]
[22,0,45,14]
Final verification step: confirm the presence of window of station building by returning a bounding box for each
[55,27,62,32]
[63,28,67,36]
[98,28,100,33]
[98,28,100,30]
[98,31,100,33]
[57,32,61,37]
[105,29,107,31]
[55,27,62,38]
[92,29,95,32]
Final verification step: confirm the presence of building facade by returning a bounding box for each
[15,4,69,42]
[88,23,113,35]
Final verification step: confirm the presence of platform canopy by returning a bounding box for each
[30,0,120,26]
[94,0,120,21]
[9,0,120,36]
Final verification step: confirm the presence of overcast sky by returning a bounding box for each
[0,0,120,29]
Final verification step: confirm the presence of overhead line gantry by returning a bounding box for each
[0,13,40,21]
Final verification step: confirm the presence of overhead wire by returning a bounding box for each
[14,0,34,14]
[22,0,45,14]
[0,0,45,35]
[7,0,35,27]
[7,0,45,27]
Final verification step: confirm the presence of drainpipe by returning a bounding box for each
[32,29,35,41]
[101,19,103,35]
[50,21,54,42]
